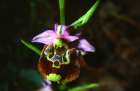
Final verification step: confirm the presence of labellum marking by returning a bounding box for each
[38,45,81,83]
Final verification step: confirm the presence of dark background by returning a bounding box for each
[0,0,140,91]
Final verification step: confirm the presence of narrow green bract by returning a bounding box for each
[70,0,100,29]
[21,39,41,55]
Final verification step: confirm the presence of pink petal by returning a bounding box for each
[32,30,57,45]
[38,86,52,91]
[78,39,95,52]
[62,35,79,42]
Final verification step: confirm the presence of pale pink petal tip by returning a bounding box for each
[32,30,57,45]
[78,39,95,52]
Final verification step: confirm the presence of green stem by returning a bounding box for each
[68,83,99,91]
[59,0,65,24]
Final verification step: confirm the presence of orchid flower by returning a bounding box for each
[21,0,100,84]
[32,24,95,52]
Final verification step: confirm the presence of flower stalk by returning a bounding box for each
[59,0,65,24]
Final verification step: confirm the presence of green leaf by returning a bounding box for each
[19,69,44,88]
[68,83,99,91]
[21,39,41,55]
[59,0,65,24]
[70,0,100,29]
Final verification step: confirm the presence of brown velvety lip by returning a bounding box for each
[37,53,81,83]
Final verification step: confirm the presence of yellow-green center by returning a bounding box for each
[46,73,62,83]
[54,39,64,48]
